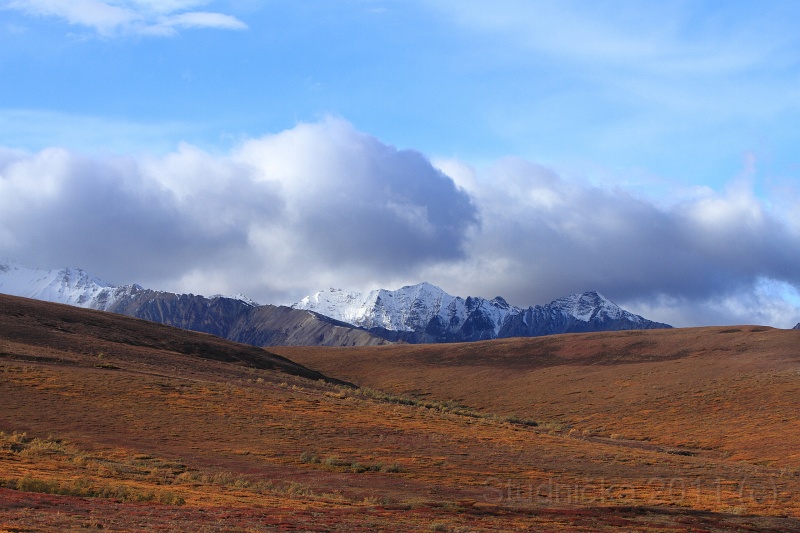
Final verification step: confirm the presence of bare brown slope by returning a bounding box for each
[0,293,341,383]
[106,289,392,347]
[231,304,391,347]
[275,326,800,468]
[2,294,800,530]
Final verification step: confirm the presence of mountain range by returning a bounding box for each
[0,262,671,346]
[293,282,671,343]
[0,263,384,347]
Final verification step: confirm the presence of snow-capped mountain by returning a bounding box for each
[0,261,670,346]
[0,262,387,347]
[0,262,257,312]
[294,282,516,337]
[294,283,671,342]
[0,262,127,310]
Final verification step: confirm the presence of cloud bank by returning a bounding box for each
[0,118,478,303]
[1,118,799,327]
[5,0,247,36]
[432,157,800,327]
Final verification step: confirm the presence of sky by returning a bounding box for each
[1,0,800,328]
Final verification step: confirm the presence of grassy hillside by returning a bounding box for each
[277,327,800,468]
[2,294,799,531]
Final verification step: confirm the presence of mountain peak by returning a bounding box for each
[490,296,510,309]
[294,283,669,341]
[550,291,626,322]
[57,266,113,287]
[392,282,447,300]
[212,293,259,306]
[294,282,454,332]
[405,281,444,291]
[1,263,671,345]
[232,294,259,306]
[0,262,118,309]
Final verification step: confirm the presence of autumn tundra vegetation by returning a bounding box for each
[2,294,800,531]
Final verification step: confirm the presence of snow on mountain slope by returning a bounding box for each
[0,262,123,310]
[550,291,646,324]
[0,262,256,311]
[294,282,518,334]
[1,260,670,345]
[0,261,388,347]
[294,283,669,341]
[293,283,583,331]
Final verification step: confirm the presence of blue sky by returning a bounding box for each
[2,0,800,327]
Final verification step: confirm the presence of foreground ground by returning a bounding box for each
[1,294,800,531]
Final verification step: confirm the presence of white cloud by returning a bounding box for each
[630,279,800,329]
[6,0,139,36]
[425,1,791,76]
[0,118,798,326]
[155,11,247,32]
[427,154,800,327]
[126,0,212,15]
[233,117,478,277]
[0,118,478,303]
[4,0,247,36]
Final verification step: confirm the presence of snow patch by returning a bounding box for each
[0,261,121,311]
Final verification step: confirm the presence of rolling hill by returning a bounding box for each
[1,293,799,531]
[0,293,341,382]
[276,326,800,468]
